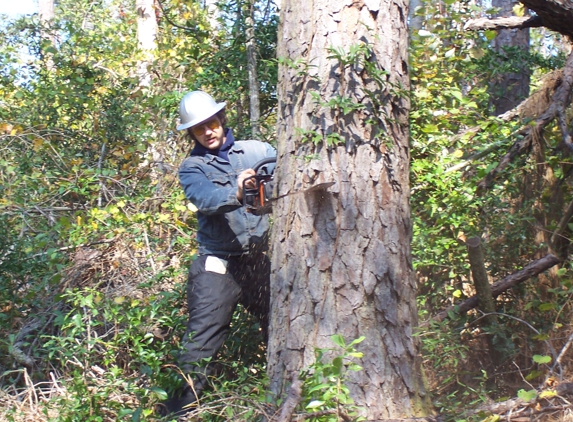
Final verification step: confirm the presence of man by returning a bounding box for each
[158,91,276,417]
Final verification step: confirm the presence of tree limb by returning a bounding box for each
[519,0,573,39]
[470,382,573,418]
[550,196,573,246]
[422,254,561,326]
[274,377,302,422]
[477,50,573,192]
[464,15,543,31]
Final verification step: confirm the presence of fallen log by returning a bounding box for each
[422,254,561,327]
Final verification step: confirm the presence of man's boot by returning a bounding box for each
[155,374,207,418]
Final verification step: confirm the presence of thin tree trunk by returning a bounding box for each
[246,0,261,138]
[466,237,497,325]
[39,0,55,70]
[136,0,158,87]
[490,0,530,115]
[268,0,429,419]
[204,0,220,29]
[409,0,424,33]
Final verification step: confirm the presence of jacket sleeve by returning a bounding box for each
[179,162,242,216]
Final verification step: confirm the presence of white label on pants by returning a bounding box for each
[205,256,228,274]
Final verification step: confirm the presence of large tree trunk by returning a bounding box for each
[268,0,429,419]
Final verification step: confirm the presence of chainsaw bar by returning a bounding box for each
[242,157,335,215]
[268,181,335,203]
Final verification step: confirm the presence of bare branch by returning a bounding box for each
[464,15,542,31]
[422,254,561,326]
[477,50,573,191]
[274,377,302,422]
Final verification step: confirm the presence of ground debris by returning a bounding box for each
[469,381,573,421]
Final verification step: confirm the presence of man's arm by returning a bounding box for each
[179,165,243,215]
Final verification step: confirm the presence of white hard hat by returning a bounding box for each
[177,91,226,131]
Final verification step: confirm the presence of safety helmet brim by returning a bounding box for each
[177,101,226,131]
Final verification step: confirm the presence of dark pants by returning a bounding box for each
[177,251,270,378]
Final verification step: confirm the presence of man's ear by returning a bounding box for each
[187,128,198,142]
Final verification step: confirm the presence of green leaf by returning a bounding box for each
[306,400,325,409]
[485,30,497,40]
[525,369,543,381]
[150,386,168,400]
[332,357,343,375]
[532,355,552,364]
[538,303,555,312]
[517,389,537,402]
[331,334,346,348]
[117,409,133,418]
[348,336,365,347]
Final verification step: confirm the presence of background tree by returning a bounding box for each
[136,0,158,87]
[268,0,429,419]
[489,0,531,115]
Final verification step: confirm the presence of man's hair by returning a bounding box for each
[187,110,227,142]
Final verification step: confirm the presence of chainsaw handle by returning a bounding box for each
[251,157,276,174]
[241,157,276,211]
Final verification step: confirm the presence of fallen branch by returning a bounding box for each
[422,254,560,326]
[445,68,563,174]
[470,382,573,420]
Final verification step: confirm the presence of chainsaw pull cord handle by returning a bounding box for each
[241,157,277,207]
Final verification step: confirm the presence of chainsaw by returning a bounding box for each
[242,157,334,215]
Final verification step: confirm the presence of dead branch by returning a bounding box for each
[445,69,563,174]
[422,254,560,326]
[477,50,573,192]
[464,15,543,31]
[274,377,303,422]
[470,382,573,420]
[550,196,573,246]
[520,0,573,39]
[466,237,497,323]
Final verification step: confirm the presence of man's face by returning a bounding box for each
[190,116,225,150]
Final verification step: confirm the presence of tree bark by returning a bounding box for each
[489,0,531,115]
[268,0,429,419]
[408,0,424,33]
[246,0,261,138]
[136,0,158,87]
[519,0,573,39]
[466,237,497,326]
[39,0,55,70]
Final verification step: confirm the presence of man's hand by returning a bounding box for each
[236,169,256,201]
